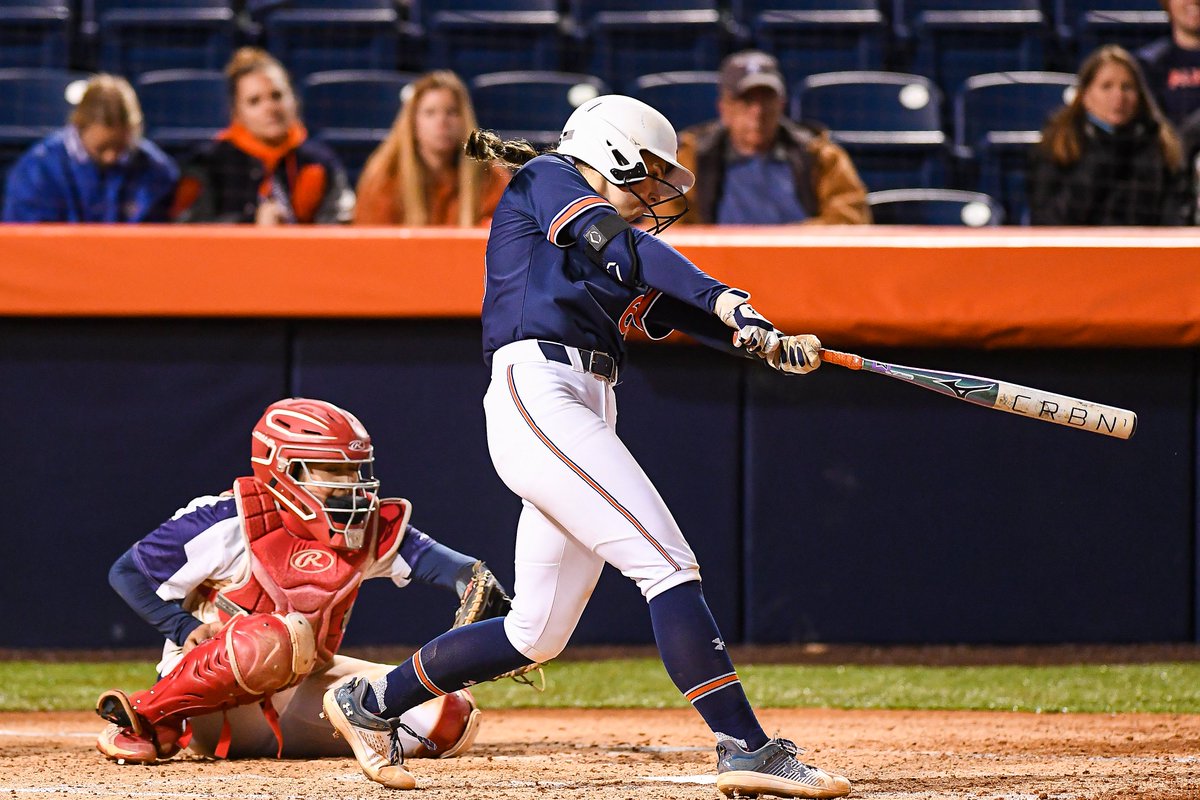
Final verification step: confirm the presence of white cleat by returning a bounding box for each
[321,678,418,790]
[715,737,851,798]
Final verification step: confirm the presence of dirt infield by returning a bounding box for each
[2,707,1197,800]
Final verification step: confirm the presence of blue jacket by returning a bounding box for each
[2,127,179,222]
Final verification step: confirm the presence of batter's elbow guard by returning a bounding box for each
[580,213,641,286]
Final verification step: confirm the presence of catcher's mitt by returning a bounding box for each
[453,561,545,689]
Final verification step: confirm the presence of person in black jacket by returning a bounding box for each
[1028,44,1191,225]
[173,47,351,224]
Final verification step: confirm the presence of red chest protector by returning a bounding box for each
[216,477,410,663]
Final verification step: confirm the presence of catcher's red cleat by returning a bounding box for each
[95,689,182,764]
[96,722,159,764]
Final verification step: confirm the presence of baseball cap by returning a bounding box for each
[719,51,786,98]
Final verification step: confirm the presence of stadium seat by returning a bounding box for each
[953,71,1075,222]
[301,70,419,183]
[867,188,1004,225]
[262,0,404,81]
[895,0,1048,97]
[632,72,720,133]
[1055,0,1168,57]
[89,0,237,76]
[0,69,88,150]
[0,1,71,69]
[732,0,887,81]
[135,69,226,160]
[793,71,946,191]
[470,71,610,149]
[413,0,564,80]
[569,0,727,93]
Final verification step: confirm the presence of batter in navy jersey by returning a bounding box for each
[94,398,501,775]
[324,95,850,799]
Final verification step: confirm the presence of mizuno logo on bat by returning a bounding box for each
[931,377,996,399]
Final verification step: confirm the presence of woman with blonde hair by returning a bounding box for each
[1028,43,1192,225]
[174,47,351,225]
[353,70,509,226]
[3,73,178,222]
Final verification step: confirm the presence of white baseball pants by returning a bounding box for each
[485,340,701,665]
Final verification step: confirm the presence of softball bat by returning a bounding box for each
[818,348,1137,440]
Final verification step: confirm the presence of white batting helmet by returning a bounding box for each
[557,94,695,194]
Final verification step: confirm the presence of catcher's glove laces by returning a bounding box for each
[453,560,547,688]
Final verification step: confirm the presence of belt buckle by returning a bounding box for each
[590,351,616,383]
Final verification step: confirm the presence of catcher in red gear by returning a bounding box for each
[95,398,507,764]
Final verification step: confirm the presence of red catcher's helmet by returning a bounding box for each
[250,398,381,550]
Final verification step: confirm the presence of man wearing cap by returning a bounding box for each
[674,50,870,225]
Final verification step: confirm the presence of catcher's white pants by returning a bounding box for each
[485,341,701,665]
[185,655,466,758]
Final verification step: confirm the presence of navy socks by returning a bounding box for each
[365,617,533,717]
[649,581,768,751]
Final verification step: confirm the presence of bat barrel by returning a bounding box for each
[995,381,1137,440]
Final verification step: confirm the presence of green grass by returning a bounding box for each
[8,659,1199,715]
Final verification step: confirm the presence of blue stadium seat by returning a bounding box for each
[570,0,727,93]
[732,0,887,81]
[792,71,946,191]
[867,188,1004,225]
[414,0,563,80]
[953,71,1075,224]
[1055,0,1168,57]
[0,69,88,149]
[89,0,237,76]
[262,0,404,81]
[0,1,71,69]
[895,0,1048,97]
[632,71,720,133]
[470,71,610,149]
[136,69,226,160]
[301,70,419,183]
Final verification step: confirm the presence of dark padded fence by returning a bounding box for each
[1,319,1193,648]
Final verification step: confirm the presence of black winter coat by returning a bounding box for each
[1027,117,1191,226]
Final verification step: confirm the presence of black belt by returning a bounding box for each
[537,341,618,383]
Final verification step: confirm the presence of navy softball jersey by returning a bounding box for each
[481,154,738,367]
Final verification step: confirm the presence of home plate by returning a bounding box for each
[639,774,718,785]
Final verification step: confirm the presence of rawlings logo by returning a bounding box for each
[348,439,369,451]
[291,550,335,573]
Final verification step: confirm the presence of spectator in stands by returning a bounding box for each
[673,50,870,225]
[174,47,352,224]
[2,74,178,223]
[353,70,510,226]
[1028,45,1191,226]
[1137,0,1200,129]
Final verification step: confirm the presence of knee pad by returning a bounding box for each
[227,612,316,695]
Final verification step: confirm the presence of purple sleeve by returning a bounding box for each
[130,496,238,585]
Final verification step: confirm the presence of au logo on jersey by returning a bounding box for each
[291,549,334,573]
[619,289,661,337]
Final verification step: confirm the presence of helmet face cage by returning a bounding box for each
[626,173,689,235]
[250,400,382,550]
